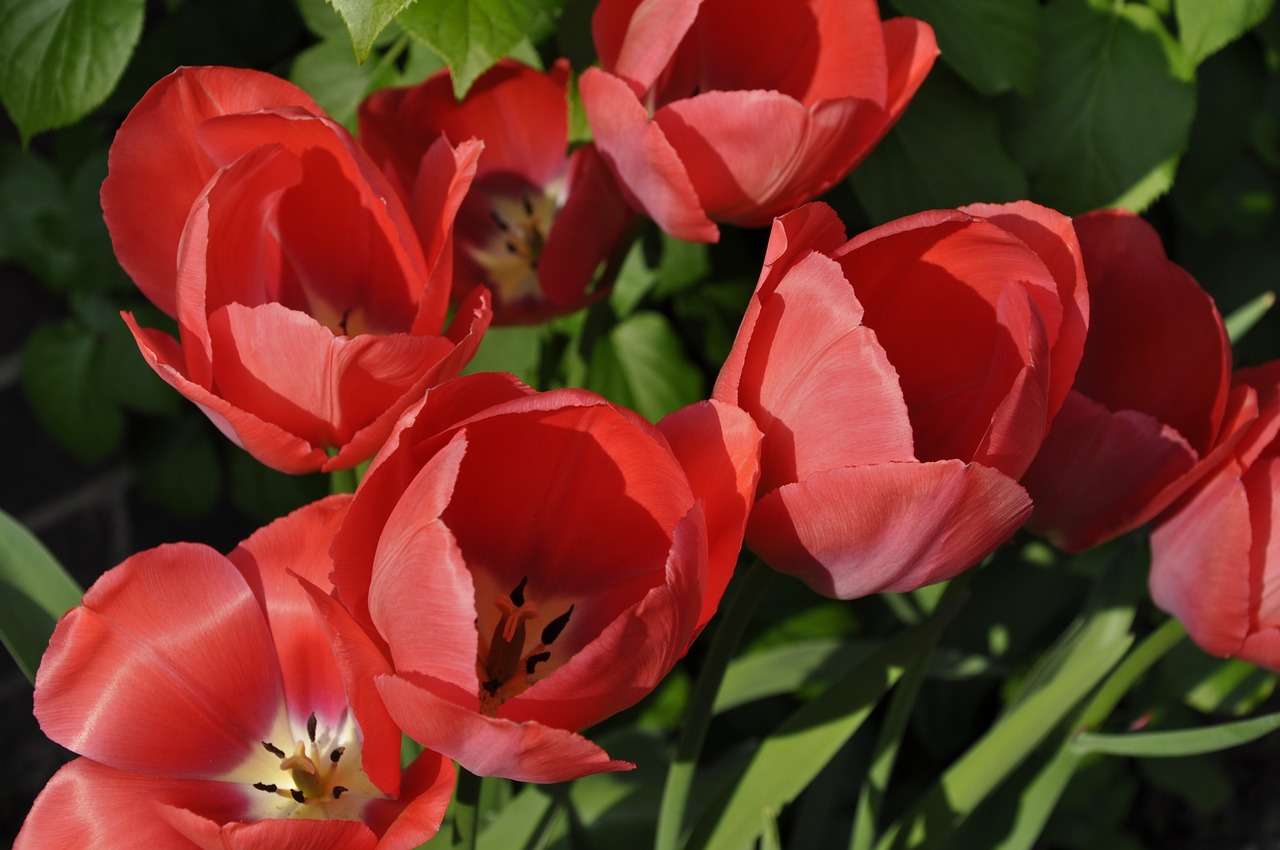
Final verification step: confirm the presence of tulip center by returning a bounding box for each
[476,576,575,716]
[468,185,560,308]
[243,709,385,821]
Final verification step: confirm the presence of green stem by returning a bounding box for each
[329,466,357,495]
[654,558,773,850]
[452,767,483,850]
[1077,616,1186,731]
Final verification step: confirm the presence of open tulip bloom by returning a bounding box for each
[580,0,938,242]
[308,372,760,783]
[16,497,455,849]
[359,60,635,324]
[102,66,492,474]
[714,201,1089,599]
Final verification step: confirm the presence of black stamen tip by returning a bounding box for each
[330,746,346,764]
[481,678,501,696]
[505,240,519,254]
[526,651,551,675]
[333,786,349,799]
[253,782,278,793]
[522,194,535,216]
[541,605,574,645]
[291,789,306,803]
[509,576,529,607]
[307,713,317,743]
[262,741,286,758]
[491,210,509,231]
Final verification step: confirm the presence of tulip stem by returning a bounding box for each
[451,767,483,850]
[655,558,773,850]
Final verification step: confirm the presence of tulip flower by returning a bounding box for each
[1022,210,1236,551]
[713,201,1089,599]
[103,66,491,474]
[1149,361,1280,669]
[310,372,760,783]
[360,60,635,324]
[578,0,937,242]
[16,497,455,850]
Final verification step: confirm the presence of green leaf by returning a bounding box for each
[714,637,874,714]
[851,67,1028,225]
[461,323,544,386]
[136,418,222,518]
[0,144,68,284]
[888,0,1039,96]
[0,508,83,682]
[296,0,351,41]
[1224,289,1276,344]
[290,34,406,131]
[0,0,144,141]
[1006,0,1195,214]
[397,0,563,98]
[22,320,125,463]
[686,587,967,850]
[329,0,413,62]
[1175,0,1274,65]
[1074,710,1280,757]
[586,311,703,421]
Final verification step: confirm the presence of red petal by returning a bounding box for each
[376,674,633,782]
[1024,391,1199,551]
[659,400,762,625]
[1150,464,1253,658]
[409,137,484,333]
[35,546,285,777]
[593,0,703,95]
[102,67,321,317]
[747,461,1032,599]
[219,818,377,850]
[579,68,719,242]
[365,749,456,850]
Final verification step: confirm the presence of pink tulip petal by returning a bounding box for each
[364,748,456,850]
[218,818,377,850]
[376,674,633,782]
[101,67,321,317]
[579,67,719,242]
[35,545,285,777]
[1246,458,1280,631]
[747,460,1032,599]
[659,400,762,624]
[409,137,484,333]
[593,0,703,95]
[1151,464,1254,658]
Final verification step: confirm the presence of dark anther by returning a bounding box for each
[526,651,551,675]
[262,741,286,758]
[307,713,318,743]
[541,605,574,645]
[333,786,349,799]
[522,194,535,216]
[253,782,278,793]
[530,259,539,270]
[509,576,529,607]
[338,310,351,336]
[291,789,307,803]
[505,240,519,254]
[481,678,501,696]
[330,746,346,764]
[491,210,510,231]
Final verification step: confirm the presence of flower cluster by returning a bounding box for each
[15,0,1280,844]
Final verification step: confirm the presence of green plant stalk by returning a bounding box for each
[452,767,484,850]
[1076,615,1186,730]
[654,558,773,850]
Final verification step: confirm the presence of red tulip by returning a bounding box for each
[1022,210,1235,551]
[713,201,1089,599]
[16,497,455,850]
[578,0,937,242]
[360,60,635,324]
[103,66,492,474]
[312,372,760,782]
[1149,361,1280,668]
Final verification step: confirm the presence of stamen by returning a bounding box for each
[522,194,535,216]
[505,240,519,254]
[330,747,345,764]
[526,651,551,675]
[291,789,306,804]
[262,741,286,758]
[253,782,278,793]
[307,713,317,743]
[491,210,510,231]
[481,678,501,696]
[542,605,574,645]
[509,576,528,607]
[333,786,349,799]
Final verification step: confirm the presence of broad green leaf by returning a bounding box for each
[462,324,544,386]
[22,320,125,463]
[0,0,144,142]
[610,241,658,319]
[329,0,413,62]
[1074,710,1280,757]
[136,418,222,518]
[714,637,873,714]
[477,783,562,850]
[1007,0,1195,214]
[686,587,966,850]
[1175,0,1274,65]
[0,145,68,284]
[0,508,83,682]
[228,448,327,521]
[397,0,563,97]
[889,0,1039,96]
[290,34,405,131]
[297,0,351,41]
[851,67,1028,225]
[586,311,702,421]
[99,312,184,417]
